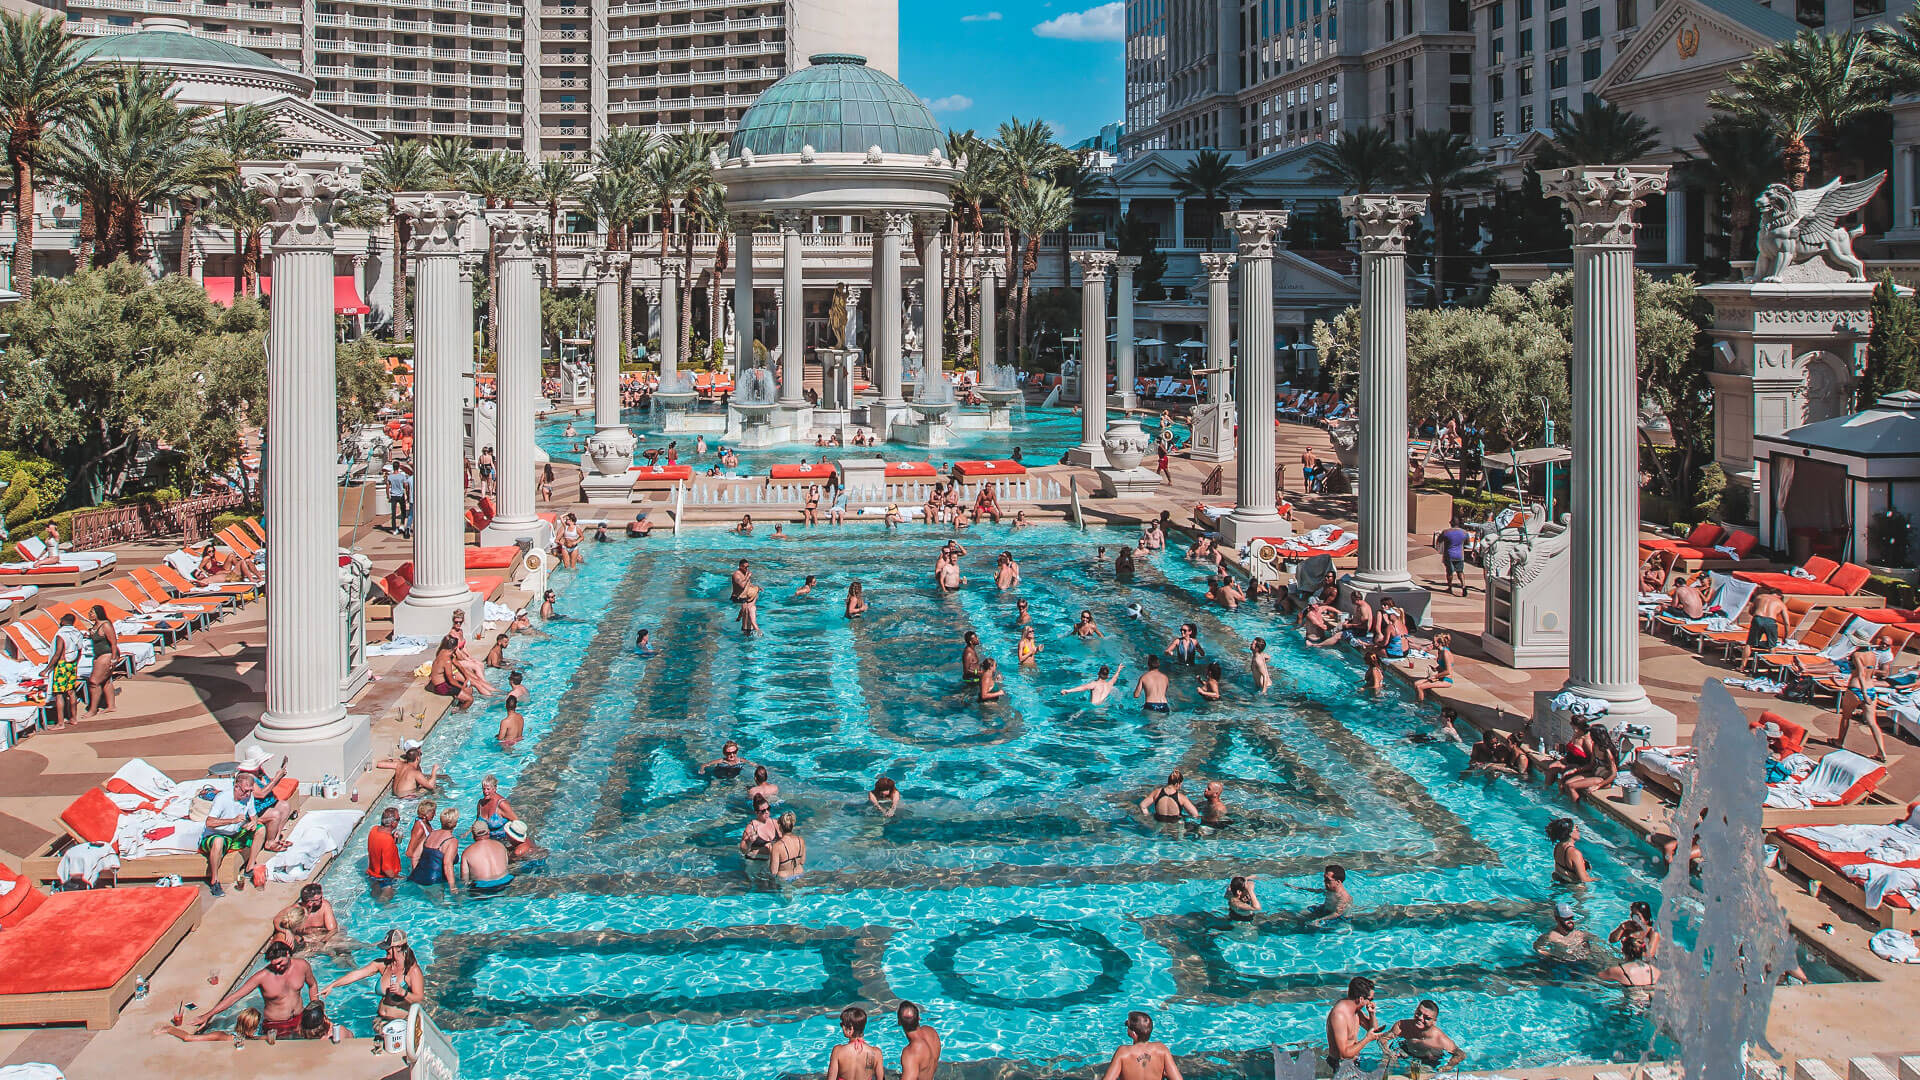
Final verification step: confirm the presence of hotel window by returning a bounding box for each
[1518,65,1534,94]
[1451,51,1471,74]
[1549,55,1567,87]
[1550,96,1568,122]
[1519,27,1533,55]
[1491,108,1507,135]
[1549,17,1566,47]
[1491,0,1505,24]
[1796,0,1823,25]
[1489,72,1505,99]
[1855,0,1885,13]
[1519,102,1535,128]
[1617,0,1637,24]
[1581,47,1601,79]
[1519,0,1532,17]
[1582,7,1600,36]
[1492,35,1505,60]
[1384,0,1394,37]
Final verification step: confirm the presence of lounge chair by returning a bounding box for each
[1771,802,1920,930]
[1648,527,1767,574]
[131,568,242,614]
[1749,608,1863,680]
[109,577,220,633]
[1640,521,1726,559]
[25,609,158,673]
[0,861,202,1029]
[374,561,506,606]
[0,559,112,589]
[83,597,193,647]
[1635,743,1897,828]
[149,563,258,605]
[13,536,117,572]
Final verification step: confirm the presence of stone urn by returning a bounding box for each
[585,430,635,475]
[1100,417,1152,471]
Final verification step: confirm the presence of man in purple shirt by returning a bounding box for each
[1434,522,1471,596]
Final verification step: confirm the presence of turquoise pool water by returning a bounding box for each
[303,526,1690,1078]
[536,404,1184,474]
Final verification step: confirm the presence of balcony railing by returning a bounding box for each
[315,65,521,88]
[65,0,301,23]
[608,0,746,16]
[606,14,784,42]
[549,230,1106,258]
[71,21,302,53]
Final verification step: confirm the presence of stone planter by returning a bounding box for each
[585,431,635,475]
[1101,417,1152,471]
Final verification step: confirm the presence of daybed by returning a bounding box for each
[1771,803,1920,930]
[0,862,202,1029]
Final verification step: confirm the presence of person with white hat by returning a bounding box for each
[236,750,296,853]
[1533,900,1598,960]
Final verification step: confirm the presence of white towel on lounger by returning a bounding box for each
[1846,863,1920,909]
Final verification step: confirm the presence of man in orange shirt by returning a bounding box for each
[367,806,402,884]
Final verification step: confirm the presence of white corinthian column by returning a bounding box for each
[394,193,482,640]
[1065,250,1119,467]
[1343,194,1426,593]
[1542,166,1677,742]
[593,251,630,438]
[481,211,554,545]
[1187,253,1238,464]
[238,163,372,783]
[1112,255,1141,410]
[1218,209,1289,548]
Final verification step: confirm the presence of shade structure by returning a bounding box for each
[205,275,371,315]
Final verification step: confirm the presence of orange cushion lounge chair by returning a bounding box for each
[109,578,217,632]
[152,563,257,604]
[0,861,202,1029]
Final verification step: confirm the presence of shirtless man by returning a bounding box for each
[1099,1011,1184,1080]
[460,821,512,889]
[825,1005,886,1080]
[274,884,337,950]
[730,560,753,602]
[1306,864,1352,925]
[934,552,963,591]
[897,1001,943,1080]
[748,765,780,805]
[1062,663,1125,704]
[1139,770,1201,829]
[1326,977,1384,1072]
[1378,1000,1465,1073]
[1200,781,1230,828]
[995,552,1021,589]
[198,941,316,1041]
[427,636,475,708]
[1133,655,1171,712]
[960,631,984,683]
[373,747,440,797]
[1534,901,1600,959]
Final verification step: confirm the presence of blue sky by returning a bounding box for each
[898,2,1125,146]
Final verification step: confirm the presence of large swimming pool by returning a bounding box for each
[307,525,1684,1078]
[536,404,1183,474]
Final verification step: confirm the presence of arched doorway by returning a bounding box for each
[1801,352,1850,425]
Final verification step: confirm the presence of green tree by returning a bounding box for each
[47,68,215,268]
[427,136,477,188]
[185,104,284,275]
[1708,29,1882,188]
[530,158,582,289]
[1677,115,1784,265]
[1861,273,1920,406]
[1004,178,1074,364]
[1533,102,1662,168]
[990,118,1074,352]
[1398,129,1495,307]
[1309,126,1403,194]
[1170,149,1246,247]
[333,337,399,439]
[361,140,438,338]
[0,12,107,299]
[206,180,268,297]
[466,150,532,354]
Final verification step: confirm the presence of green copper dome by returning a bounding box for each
[730,54,944,158]
[80,21,290,75]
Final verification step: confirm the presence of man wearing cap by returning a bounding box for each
[1533,902,1599,960]
[626,511,653,537]
[1760,712,1815,784]
[237,751,296,853]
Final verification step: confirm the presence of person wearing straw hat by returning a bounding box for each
[236,749,297,853]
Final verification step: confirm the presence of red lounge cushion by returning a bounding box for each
[1725,530,1761,557]
[61,788,122,846]
[884,462,938,477]
[1834,762,1889,806]
[380,573,412,603]
[1683,522,1725,546]
[768,463,831,479]
[1775,831,1920,911]
[0,863,44,923]
[1828,563,1873,594]
[631,465,692,480]
[465,547,518,569]
[0,886,196,995]
[1801,556,1841,582]
[1762,712,1807,756]
[466,575,505,597]
[1733,572,1843,595]
[954,460,1028,477]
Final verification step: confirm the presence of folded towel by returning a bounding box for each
[367,635,436,657]
[484,601,520,624]
[1871,928,1920,963]
[1789,565,1817,580]
[1550,691,1610,717]
[1713,544,1741,558]
[1847,863,1920,909]
[265,809,362,883]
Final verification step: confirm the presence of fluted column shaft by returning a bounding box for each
[1345,195,1426,590]
[779,214,805,404]
[733,225,755,373]
[488,213,543,541]
[876,213,907,404]
[1225,211,1287,535]
[1071,251,1118,460]
[921,223,944,378]
[1549,166,1670,710]
[403,194,476,613]
[254,165,352,742]
[593,255,625,433]
[1202,254,1235,404]
[658,270,679,382]
[1114,257,1140,407]
[977,266,997,380]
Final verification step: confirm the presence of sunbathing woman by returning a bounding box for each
[1414,632,1455,701]
[1560,726,1618,803]
[446,610,499,695]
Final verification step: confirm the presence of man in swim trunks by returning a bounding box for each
[427,636,475,709]
[1099,1010,1185,1080]
[961,631,983,682]
[274,884,337,950]
[1139,770,1200,830]
[1378,1000,1465,1072]
[699,741,752,779]
[897,1001,943,1080]
[1133,656,1171,712]
[202,770,267,896]
[1326,976,1384,1071]
[826,1005,885,1080]
[199,941,315,1041]
[730,560,752,602]
[460,821,513,890]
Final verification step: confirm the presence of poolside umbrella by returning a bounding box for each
[1176,338,1205,349]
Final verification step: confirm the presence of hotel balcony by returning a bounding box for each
[66,0,303,24]
[313,13,522,41]
[316,66,523,89]
[70,21,304,53]
[605,14,784,42]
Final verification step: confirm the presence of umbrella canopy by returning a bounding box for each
[1175,338,1206,348]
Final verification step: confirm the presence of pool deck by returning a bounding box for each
[2,399,1918,1077]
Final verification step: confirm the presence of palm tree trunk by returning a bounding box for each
[1784,134,1810,191]
[1428,191,1446,309]
[129,203,151,269]
[242,231,259,296]
[178,200,197,277]
[10,149,35,299]
[78,201,96,268]
[680,224,698,359]
[393,215,412,339]
[234,224,246,297]
[547,202,560,289]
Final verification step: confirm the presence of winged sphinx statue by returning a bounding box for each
[1753,172,1884,282]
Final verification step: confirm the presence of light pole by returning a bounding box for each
[1538,394,1556,519]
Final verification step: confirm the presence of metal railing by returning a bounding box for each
[68,491,247,550]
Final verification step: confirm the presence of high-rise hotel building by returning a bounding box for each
[62,0,897,159]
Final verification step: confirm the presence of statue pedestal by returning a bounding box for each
[1095,466,1160,497]
[579,466,637,504]
[864,400,912,442]
[1188,401,1236,463]
[836,456,887,504]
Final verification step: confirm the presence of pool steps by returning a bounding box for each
[1564,1059,1911,1080]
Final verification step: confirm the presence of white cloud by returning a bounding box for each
[923,94,975,112]
[1033,1,1124,41]
[961,10,1003,21]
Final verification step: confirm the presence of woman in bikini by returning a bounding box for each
[803,486,821,526]
[1414,631,1455,701]
[1360,646,1385,693]
[995,552,1021,589]
[1074,610,1104,639]
[977,657,1005,702]
[768,812,807,881]
[844,581,868,619]
[373,747,440,797]
[446,610,498,695]
[1547,816,1593,884]
[1017,625,1043,666]
[1560,726,1618,804]
[1197,662,1223,701]
[317,929,424,1029]
[556,513,583,569]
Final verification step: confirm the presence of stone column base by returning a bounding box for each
[1108,392,1138,411]
[393,589,482,640]
[579,471,638,504]
[1063,444,1109,468]
[1531,687,1678,748]
[1340,580,1433,629]
[1218,512,1290,548]
[1095,466,1162,497]
[481,518,553,550]
[865,402,912,441]
[238,714,373,785]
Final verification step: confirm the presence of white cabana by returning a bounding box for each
[1755,390,1920,565]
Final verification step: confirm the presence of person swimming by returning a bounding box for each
[699,740,751,780]
[635,629,658,657]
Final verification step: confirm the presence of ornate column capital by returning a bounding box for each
[245,162,355,250]
[458,254,481,281]
[349,252,367,270]
[188,250,207,270]
[880,211,915,237]
[971,261,998,286]
[1071,249,1120,283]
[1199,252,1239,281]
[775,210,807,233]
[1544,165,1671,247]
[1113,255,1143,275]
[1223,209,1290,258]
[846,283,866,302]
[772,284,784,304]
[487,209,543,261]
[644,283,662,304]
[589,249,630,281]
[1340,194,1428,255]
[400,192,475,256]
[660,263,679,285]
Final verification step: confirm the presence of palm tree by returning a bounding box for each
[991,119,1072,354]
[189,104,284,278]
[1872,7,1920,91]
[1532,102,1662,168]
[208,180,269,296]
[1709,30,1881,188]
[466,150,532,352]
[361,139,438,338]
[530,158,582,288]
[1309,126,1403,194]
[1004,178,1073,363]
[1170,149,1247,247]
[0,12,108,297]
[945,128,990,341]
[48,69,214,268]
[657,132,722,355]
[1398,129,1495,307]
[428,136,477,189]
[1677,114,1784,261]
[581,165,650,356]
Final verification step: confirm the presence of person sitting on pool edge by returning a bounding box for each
[460,821,513,892]
[1098,1010,1184,1080]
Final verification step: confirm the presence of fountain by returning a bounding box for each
[976,360,1024,432]
[727,367,781,448]
[896,360,956,447]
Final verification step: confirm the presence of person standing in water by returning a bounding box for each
[1133,655,1171,712]
[897,1001,943,1080]
[845,581,868,619]
[825,1006,885,1080]
[1062,663,1125,704]
[1098,1011,1185,1080]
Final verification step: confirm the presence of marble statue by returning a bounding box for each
[829,282,849,349]
[1754,172,1884,282]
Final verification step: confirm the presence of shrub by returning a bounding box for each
[0,451,67,530]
